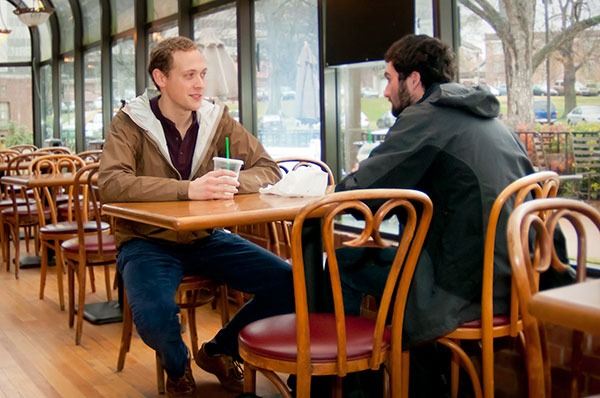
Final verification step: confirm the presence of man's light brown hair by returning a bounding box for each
[148,36,199,90]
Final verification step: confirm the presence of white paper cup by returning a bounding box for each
[213,157,244,181]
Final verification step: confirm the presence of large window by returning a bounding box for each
[84,48,102,148]
[254,0,320,159]
[147,0,177,22]
[0,67,33,146]
[60,58,75,149]
[110,0,134,34]
[53,0,74,53]
[40,64,54,143]
[80,0,101,45]
[194,5,238,113]
[111,36,136,115]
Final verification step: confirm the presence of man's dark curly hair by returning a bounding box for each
[384,34,456,90]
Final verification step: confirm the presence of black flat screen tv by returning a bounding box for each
[325,0,415,66]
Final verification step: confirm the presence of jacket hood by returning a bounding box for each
[122,89,224,178]
[430,83,500,119]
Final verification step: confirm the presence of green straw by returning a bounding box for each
[225,137,230,170]
[368,130,372,144]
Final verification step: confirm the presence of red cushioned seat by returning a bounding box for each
[458,315,510,329]
[62,234,117,255]
[0,197,36,207]
[239,313,390,363]
[1,205,51,218]
[40,220,109,235]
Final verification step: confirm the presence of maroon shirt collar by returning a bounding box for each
[150,96,199,180]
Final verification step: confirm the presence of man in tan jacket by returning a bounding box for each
[99,37,293,398]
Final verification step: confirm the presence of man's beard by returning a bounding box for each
[391,80,414,117]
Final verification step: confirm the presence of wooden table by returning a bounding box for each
[1,172,75,188]
[528,279,600,335]
[103,193,328,311]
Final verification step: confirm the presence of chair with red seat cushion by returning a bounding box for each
[239,189,433,398]
[435,171,561,398]
[29,154,109,311]
[1,152,49,278]
[60,163,116,345]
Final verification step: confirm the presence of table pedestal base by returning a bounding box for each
[75,301,122,325]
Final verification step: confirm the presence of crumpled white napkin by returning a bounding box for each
[259,166,328,197]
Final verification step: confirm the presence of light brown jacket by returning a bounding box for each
[99,91,281,247]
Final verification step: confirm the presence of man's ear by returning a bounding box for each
[152,68,168,89]
[406,71,425,97]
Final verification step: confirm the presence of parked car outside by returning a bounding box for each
[340,112,370,130]
[376,110,396,128]
[566,106,600,125]
[533,85,558,96]
[497,84,507,96]
[534,100,558,123]
[258,114,284,131]
[584,82,599,96]
[280,86,296,100]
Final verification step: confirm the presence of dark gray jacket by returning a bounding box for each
[336,83,534,346]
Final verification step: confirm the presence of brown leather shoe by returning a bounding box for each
[195,343,244,393]
[166,358,198,398]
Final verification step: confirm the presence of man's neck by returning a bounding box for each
[157,96,194,138]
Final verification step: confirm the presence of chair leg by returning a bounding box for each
[156,353,166,394]
[10,225,20,279]
[117,291,133,371]
[4,223,10,272]
[55,242,65,310]
[218,285,230,325]
[103,264,112,302]
[88,266,96,293]
[187,306,199,359]
[75,263,87,345]
[333,376,342,398]
[401,350,410,398]
[67,263,75,328]
[39,240,49,299]
[450,342,460,398]
[437,338,482,398]
[243,363,257,394]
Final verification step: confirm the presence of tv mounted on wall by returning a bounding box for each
[324,0,415,66]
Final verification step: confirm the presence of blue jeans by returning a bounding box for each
[117,229,294,378]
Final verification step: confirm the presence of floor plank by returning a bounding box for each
[0,241,282,398]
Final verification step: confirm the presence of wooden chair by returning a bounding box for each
[238,189,433,398]
[117,274,231,394]
[76,149,102,164]
[1,152,48,278]
[60,163,116,345]
[530,132,549,171]
[506,198,600,398]
[8,144,37,154]
[35,146,72,155]
[436,171,561,398]
[29,154,108,311]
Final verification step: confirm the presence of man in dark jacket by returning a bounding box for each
[334,34,535,396]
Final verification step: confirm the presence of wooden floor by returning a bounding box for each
[0,241,282,398]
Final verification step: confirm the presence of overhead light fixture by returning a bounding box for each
[13,0,54,28]
[0,3,12,41]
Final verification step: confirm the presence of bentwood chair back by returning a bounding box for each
[35,146,72,155]
[60,163,116,344]
[8,144,37,154]
[239,189,433,398]
[436,170,561,398]
[76,150,102,164]
[507,198,600,398]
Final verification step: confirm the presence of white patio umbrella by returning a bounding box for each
[294,41,319,124]
[198,30,238,99]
